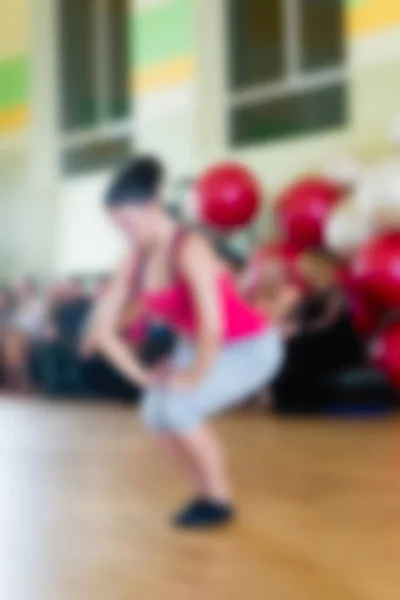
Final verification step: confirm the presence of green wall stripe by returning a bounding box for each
[0,56,29,111]
[131,0,195,68]
[129,0,367,70]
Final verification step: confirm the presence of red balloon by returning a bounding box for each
[277,178,341,250]
[336,264,381,336]
[337,264,354,293]
[352,233,400,308]
[196,163,261,230]
[370,323,400,390]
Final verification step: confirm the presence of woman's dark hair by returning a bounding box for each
[300,248,340,268]
[105,155,164,207]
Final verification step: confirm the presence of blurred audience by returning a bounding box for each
[0,249,369,410]
[0,287,15,386]
[2,279,45,391]
[34,278,91,396]
[0,287,14,337]
[295,249,364,368]
[78,276,142,402]
[271,249,365,413]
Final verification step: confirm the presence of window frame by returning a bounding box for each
[56,0,133,172]
[224,0,347,147]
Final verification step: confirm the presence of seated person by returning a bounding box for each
[272,249,364,414]
[294,249,364,370]
[0,287,15,387]
[34,279,91,396]
[3,278,45,392]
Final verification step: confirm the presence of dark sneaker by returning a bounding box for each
[172,498,235,529]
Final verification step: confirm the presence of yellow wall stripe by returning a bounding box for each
[133,56,195,94]
[0,105,29,133]
[132,4,400,96]
[348,2,400,36]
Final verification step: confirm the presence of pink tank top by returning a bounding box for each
[125,318,149,344]
[134,230,268,343]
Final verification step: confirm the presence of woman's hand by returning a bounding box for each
[148,362,201,391]
[167,369,201,391]
[148,359,173,386]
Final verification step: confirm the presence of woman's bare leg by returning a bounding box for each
[155,432,208,495]
[159,424,231,503]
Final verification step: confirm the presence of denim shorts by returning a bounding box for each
[141,327,284,433]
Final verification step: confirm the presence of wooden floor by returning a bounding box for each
[1,401,400,600]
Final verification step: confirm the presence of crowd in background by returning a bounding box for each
[0,243,372,412]
[0,276,128,400]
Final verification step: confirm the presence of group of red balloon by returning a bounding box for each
[196,163,400,391]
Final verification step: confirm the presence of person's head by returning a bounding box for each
[0,286,14,311]
[297,249,339,290]
[105,155,166,248]
[14,277,39,303]
[62,277,85,301]
[45,282,63,307]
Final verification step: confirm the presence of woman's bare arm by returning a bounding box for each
[178,235,224,381]
[95,255,150,387]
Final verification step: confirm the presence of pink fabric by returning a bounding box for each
[125,318,149,344]
[141,273,268,342]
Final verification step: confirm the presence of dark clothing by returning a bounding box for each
[33,296,91,396]
[53,298,91,345]
[139,324,176,366]
[295,289,365,372]
[81,355,142,403]
[273,288,365,414]
[33,304,176,401]
[81,324,176,403]
[33,339,85,396]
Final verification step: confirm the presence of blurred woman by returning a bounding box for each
[295,249,364,369]
[2,279,45,391]
[272,249,364,414]
[243,255,302,338]
[0,287,14,335]
[94,156,283,529]
[0,287,15,387]
[3,279,45,392]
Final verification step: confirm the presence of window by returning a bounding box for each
[227,0,346,147]
[57,0,131,174]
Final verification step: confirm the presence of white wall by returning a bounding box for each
[0,152,36,280]
[5,0,399,280]
[55,173,126,277]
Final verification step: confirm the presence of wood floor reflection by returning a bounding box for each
[1,399,400,600]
